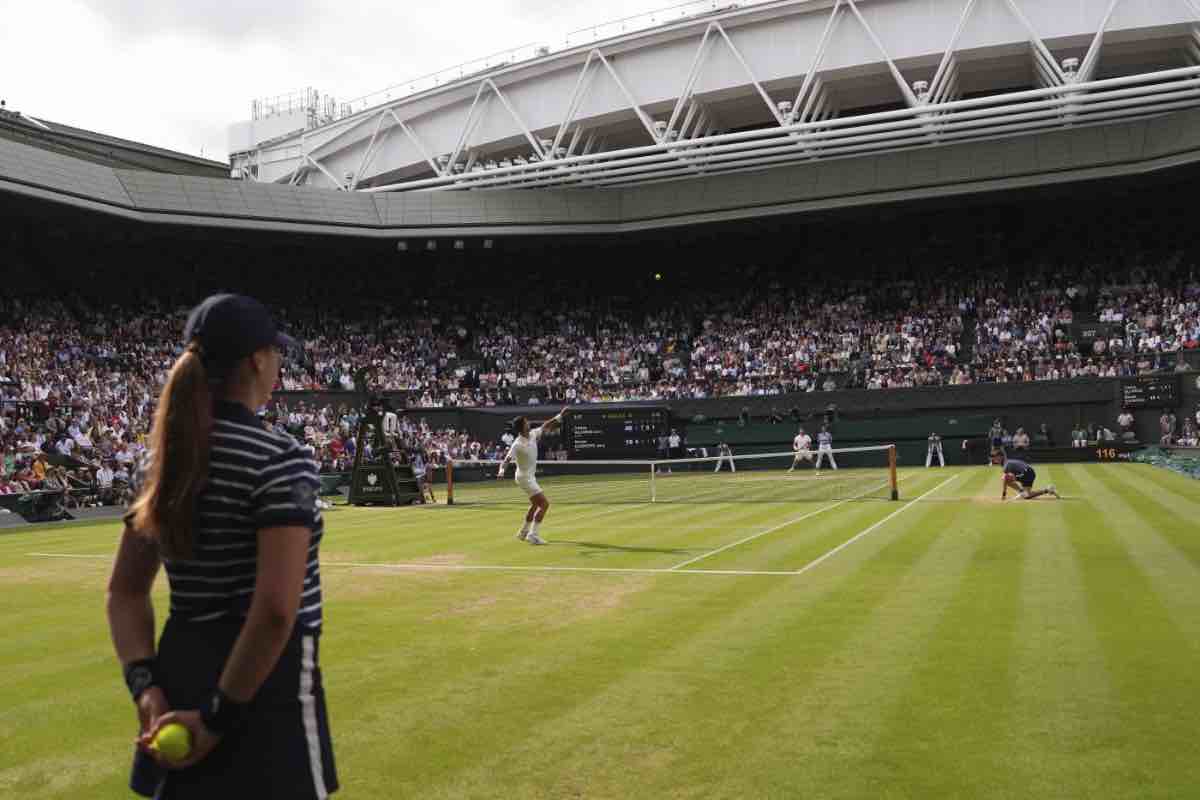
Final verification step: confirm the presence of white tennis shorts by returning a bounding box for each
[516,475,544,498]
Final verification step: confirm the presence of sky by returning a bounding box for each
[0,0,717,162]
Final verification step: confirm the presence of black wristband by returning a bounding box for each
[123,658,158,702]
[200,688,249,735]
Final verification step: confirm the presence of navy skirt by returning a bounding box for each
[150,617,338,799]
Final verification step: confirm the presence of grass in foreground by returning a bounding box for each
[1,464,1198,799]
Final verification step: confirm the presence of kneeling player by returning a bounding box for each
[991,450,1059,500]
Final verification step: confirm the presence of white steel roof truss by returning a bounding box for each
[382,65,1200,192]
[350,111,396,190]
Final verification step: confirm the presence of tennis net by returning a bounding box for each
[446,445,898,505]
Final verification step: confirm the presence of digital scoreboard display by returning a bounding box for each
[566,407,669,458]
[1120,375,1180,409]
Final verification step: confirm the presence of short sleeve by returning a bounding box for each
[530,427,543,444]
[252,442,320,530]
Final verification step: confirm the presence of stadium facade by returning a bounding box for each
[3,0,1200,237]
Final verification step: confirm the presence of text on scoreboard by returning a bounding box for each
[1120,375,1180,408]
[567,408,669,456]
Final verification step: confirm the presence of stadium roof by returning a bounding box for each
[0,105,229,179]
[4,105,1200,237]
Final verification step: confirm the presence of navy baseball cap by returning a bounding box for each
[184,294,296,369]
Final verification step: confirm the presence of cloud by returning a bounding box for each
[77,0,326,43]
[1,0,692,159]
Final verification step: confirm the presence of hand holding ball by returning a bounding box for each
[150,722,192,762]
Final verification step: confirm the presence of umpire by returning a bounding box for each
[106,294,338,799]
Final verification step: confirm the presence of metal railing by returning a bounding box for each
[563,0,745,46]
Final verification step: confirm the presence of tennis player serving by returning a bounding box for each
[498,407,568,545]
[992,450,1059,501]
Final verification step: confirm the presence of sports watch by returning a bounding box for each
[123,658,158,702]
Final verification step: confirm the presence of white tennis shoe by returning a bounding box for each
[527,533,546,545]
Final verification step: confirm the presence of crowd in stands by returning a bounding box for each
[4,195,1200,504]
[257,399,503,476]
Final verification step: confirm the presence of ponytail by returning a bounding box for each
[129,343,214,560]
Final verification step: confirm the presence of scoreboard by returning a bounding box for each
[566,407,669,458]
[1120,375,1180,408]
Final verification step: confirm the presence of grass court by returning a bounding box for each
[2,462,1199,798]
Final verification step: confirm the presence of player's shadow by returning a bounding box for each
[552,539,697,557]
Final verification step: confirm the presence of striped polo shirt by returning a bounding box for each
[131,401,325,630]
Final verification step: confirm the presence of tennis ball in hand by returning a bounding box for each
[151,722,192,762]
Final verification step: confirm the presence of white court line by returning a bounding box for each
[22,552,798,577]
[20,551,803,577]
[28,552,110,559]
[665,500,851,571]
[791,473,960,576]
[665,471,920,572]
[320,560,796,576]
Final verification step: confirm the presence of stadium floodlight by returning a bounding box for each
[483,239,493,249]
[912,81,930,102]
[1062,58,1080,78]
[653,120,668,140]
[396,240,408,252]
[454,239,465,250]
[499,159,513,168]
[426,239,437,251]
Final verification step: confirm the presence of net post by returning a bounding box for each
[446,460,455,506]
[649,461,657,503]
[888,445,899,501]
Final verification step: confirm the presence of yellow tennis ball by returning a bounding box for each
[151,722,192,762]
[654,272,662,281]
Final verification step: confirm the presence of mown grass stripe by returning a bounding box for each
[1122,461,1200,506]
[1059,464,1200,795]
[415,484,959,798]
[1005,464,1121,797]
[860,468,1029,797]
[1093,465,1200,568]
[1071,465,1200,646]
[730,471,990,796]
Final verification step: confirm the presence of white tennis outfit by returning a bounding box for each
[815,431,837,469]
[793,433,813,461]
[508,428,544,497]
